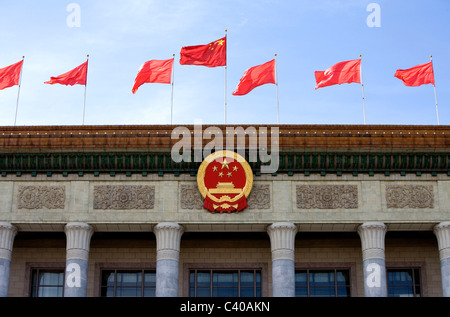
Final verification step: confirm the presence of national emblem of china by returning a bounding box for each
[197,150,253,213]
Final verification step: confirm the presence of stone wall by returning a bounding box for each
[0,173,449,231]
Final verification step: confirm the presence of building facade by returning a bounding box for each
[0,124,449,297]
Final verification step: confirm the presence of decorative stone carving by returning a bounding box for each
[0,222,18,261]
[296,185,358,209]
[153,222,184,261]
[267,222,298,261]
[18,185,65,209]
[434,222,450,261]
[357,222,387,261]
[247,184,270,209]
[180,184,203,209]
[93,185,155,209]
[64,222,94,261]
[386,185,433,208]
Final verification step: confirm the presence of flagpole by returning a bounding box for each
[171,53,175,125]
[430,55,440,125]
[360,55,366,125]
[14,56,25,126]
[224,29,227,124]
[82,54,89,125]
[275,54,280,124]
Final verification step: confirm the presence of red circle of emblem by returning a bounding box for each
[197,150,253,213]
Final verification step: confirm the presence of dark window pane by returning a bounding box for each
[256,272,261,287]
[387,268,421,297]
[337,286,350,297]
[117,272,141,288]
[310,287,335,297]
[197,272,211,288]
[190,269,261,297]
[38,286,63,297]
[295,287,308,297]
[39,272,63,286]
[213,272,238,287]
[295,269,351,297]
[240,271,254,287]
[30,270,64,297]
[101,287,114,297]
[414,269,421,285]
[336,270,350,286]
[116,287,140,297]
[310,271,334,286]
[101,271,115,287]
[144,272,156,287]
[143,288,155,297]
[240,287,254,297]
[295,271,307,286]
[389,286,414,297]
[100,270,155,297]
[388,270,413,284]
[196,288,211,297]
[213,287,238,297]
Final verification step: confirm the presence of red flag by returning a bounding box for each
[315,59,361,89]
[180,36,226,67]
[44,61,88,86]
[232,59,276,96]
[132,58,174,94]
[0,60,23,90]
[394,61,435,87]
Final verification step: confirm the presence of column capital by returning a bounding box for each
[357,222,387,261]
[267,222,298,261]
[434,222,450,261]
[0,222,18,261]
[64,222,94,261]
[154,222,184,261]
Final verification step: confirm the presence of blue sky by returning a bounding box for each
[0,0,448,126]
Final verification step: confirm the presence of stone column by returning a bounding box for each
[64,222,94,297]
[267,222,298,297]
[154,222,184,297]
[433,221,450,297]
[0,223,17,297]
[357,222,388,297]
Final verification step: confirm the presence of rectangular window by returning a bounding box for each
[189,269,261,297]
[30,269,64,297]
[100,270,156,297]
[387,268,421,297]
[295,269,351,297]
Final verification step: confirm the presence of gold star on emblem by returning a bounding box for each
[233,166,238,172]
[227,172,232,177]
[220,158,230,169]
[212,166,218,171]
[218,172,224,177]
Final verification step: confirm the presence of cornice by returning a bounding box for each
[0,124,448,151]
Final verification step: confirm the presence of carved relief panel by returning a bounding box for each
[93,185,155,210]
[385,185,434,208]
[296,185,358,209]
[17,185,66,209]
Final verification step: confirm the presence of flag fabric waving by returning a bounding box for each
[44,61,88,86]
[0,60,23,90]
[132,58,174,94]
[232,59,276,96]
[394,61,435,87]
[315,59,361,89]
[180,36,226,67]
